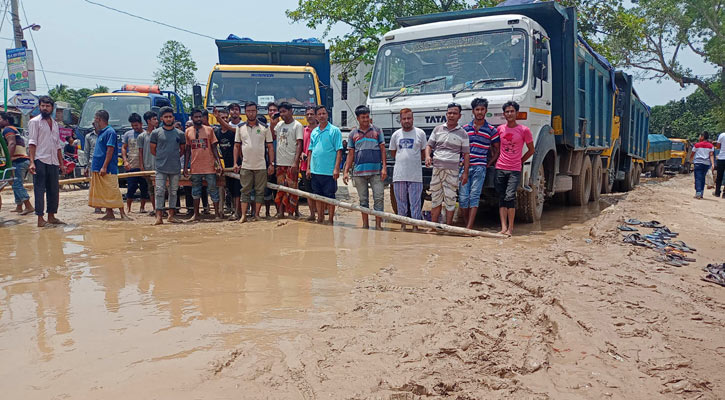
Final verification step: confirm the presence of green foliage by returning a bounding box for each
[153,40,197,112]
[650,83,722,141]
[47,84,111,113]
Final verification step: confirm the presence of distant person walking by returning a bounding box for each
[273,102,304,218]
[691,131,715,199]
[299,106,318,220]
[389,108,426,231]
[137,111,158,214]
[343,105,386,229]
[494,101,534,236]
[307,106,343,224]
[122,113,149,213]
[151,107,186,225]
[459,98,499,229]
[1,111,33,215]
[27,96,65,227]
[88,110,130,221]
[714,131,725,198]
[183,108,222,221]
[233,101,274,223]
[425,103,469,226]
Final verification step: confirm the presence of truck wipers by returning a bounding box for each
[451,78,516,97]
[387,76,446,102]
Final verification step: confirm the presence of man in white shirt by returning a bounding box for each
[389,108,426,231]
[714,131,725,198]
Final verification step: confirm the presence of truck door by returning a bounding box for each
[532,35,552,114]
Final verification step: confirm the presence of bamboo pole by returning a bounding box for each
[23,170,156,189]
[224,172,506,238]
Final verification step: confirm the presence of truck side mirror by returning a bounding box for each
[192,84,203,108]
[62,109,73,125]
[326,87,334,110]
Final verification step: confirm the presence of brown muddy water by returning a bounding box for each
[0,192,613,398]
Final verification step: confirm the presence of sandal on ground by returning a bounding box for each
[625,219,641,225]
[702,273,725,287]
[618,225,638,232]
[641,220,664,228]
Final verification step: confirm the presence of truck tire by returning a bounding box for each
[620,160,635,192]
[634,164,642,186]
[568,156,591,205]
[602,151,618,194]
[517,165,545,223]
[590,156,602,202]
[655,162,665,178]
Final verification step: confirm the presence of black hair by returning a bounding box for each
[701,131,710,141]
[217,107,229,114]
[128,113,142,124]
[0,111,12,123]
[314,105,328,114]
[471,98,489,109]
[159,106,174,117]
[502,101,520,112]
[228,103,241,112]
[447,102,462,113]
[244,101,258,110]
[143,111,157,122]
[191,107,204,116]
[278,102,293,111]
[305,106,316,113]
[95,109,110,122]
[38,95,54,106]
[267,101,278,109]
[354,105,370,117]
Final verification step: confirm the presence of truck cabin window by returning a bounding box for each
[79,96,151,129]
[671,142,685,151]
[208,71,318,110]
[370,30,527,98]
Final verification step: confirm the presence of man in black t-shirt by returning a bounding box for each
[214,107,242,220]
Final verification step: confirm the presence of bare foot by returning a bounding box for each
[120,215,133,221]
[190,214,201,222]
[276,213,285,219]
[316,217,325,224]
[168,217,182,224]
[37,218,47,227]
[504,230,513,236]
[153,217,163,225]
[48,217,66,225]
[306,215,316,221]
[12,206,22,213]
[362,224,370,229]
[100,214,115,221]
[19,207,35,215]
[497,229,508,235]
[239,215,248,223]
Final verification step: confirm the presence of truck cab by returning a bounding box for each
[666,138,692,174]
[76,86,187,171]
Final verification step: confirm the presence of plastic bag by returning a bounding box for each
[706,169,715,188]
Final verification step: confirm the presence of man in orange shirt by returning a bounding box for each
[183,108,223,221]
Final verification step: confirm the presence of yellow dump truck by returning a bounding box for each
[665,138,692,174]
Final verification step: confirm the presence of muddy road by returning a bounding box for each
[1,175,724,399]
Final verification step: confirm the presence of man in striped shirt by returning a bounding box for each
[459,98,500,229]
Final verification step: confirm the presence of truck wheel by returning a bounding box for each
[634,164,642,186]
[517,165,545,223]
[603,152,618,194]
[568,156,591,205]
[590,156,602,202]
[655,162,665,178]
[621,160,635,192]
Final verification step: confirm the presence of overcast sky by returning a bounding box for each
[6,0,719,107]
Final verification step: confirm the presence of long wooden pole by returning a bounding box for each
[23,170,156,189]
[224,172,506,238]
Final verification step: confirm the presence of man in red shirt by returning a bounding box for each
[183,108,223,220]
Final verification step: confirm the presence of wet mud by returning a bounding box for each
[2,175,724,399]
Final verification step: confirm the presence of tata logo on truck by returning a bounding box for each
[425,115,447,124]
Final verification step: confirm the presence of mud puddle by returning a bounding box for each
[1,210,475,398]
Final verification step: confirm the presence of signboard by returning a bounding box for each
[59,127,73,141]
[6,48,30,91]
[10,91,39,115]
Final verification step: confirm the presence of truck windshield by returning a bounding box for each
[207,71,318,109]
[79,96,151,129]
[670,142,685,151]
[370,30,527,98]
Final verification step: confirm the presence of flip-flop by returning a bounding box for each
[702,274,725,287]
[641,220,664,228]
[618,225,638,231]
[671,241,696,252]
[655,255,686,267]
[625,219,641,225]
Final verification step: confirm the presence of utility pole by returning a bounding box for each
[11,0,23,49]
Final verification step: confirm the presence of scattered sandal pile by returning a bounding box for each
[619,219,697,267]
[702,263,725,288]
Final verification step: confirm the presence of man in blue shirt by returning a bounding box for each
[459,98,499,229]
[306,106,342,224]
[89,110,130,221]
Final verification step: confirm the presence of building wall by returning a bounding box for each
[331,63,372,129]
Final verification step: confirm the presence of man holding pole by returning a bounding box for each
[27,96,65,227]
[89,110,130,221]
[183,108,223,221]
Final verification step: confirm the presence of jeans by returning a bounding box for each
[11,158,31,204]
[495,169,521,209]
[126,168,149,200]
[155,172,180,211]
[694,163,710,196]
[715,159,725,196]
[353,174,384,211]
[459,164,487,208]
[393,181,423,220]
[32,160,60,216]
[191,174,219,202]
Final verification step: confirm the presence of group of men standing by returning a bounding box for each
[7,94,534,235]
